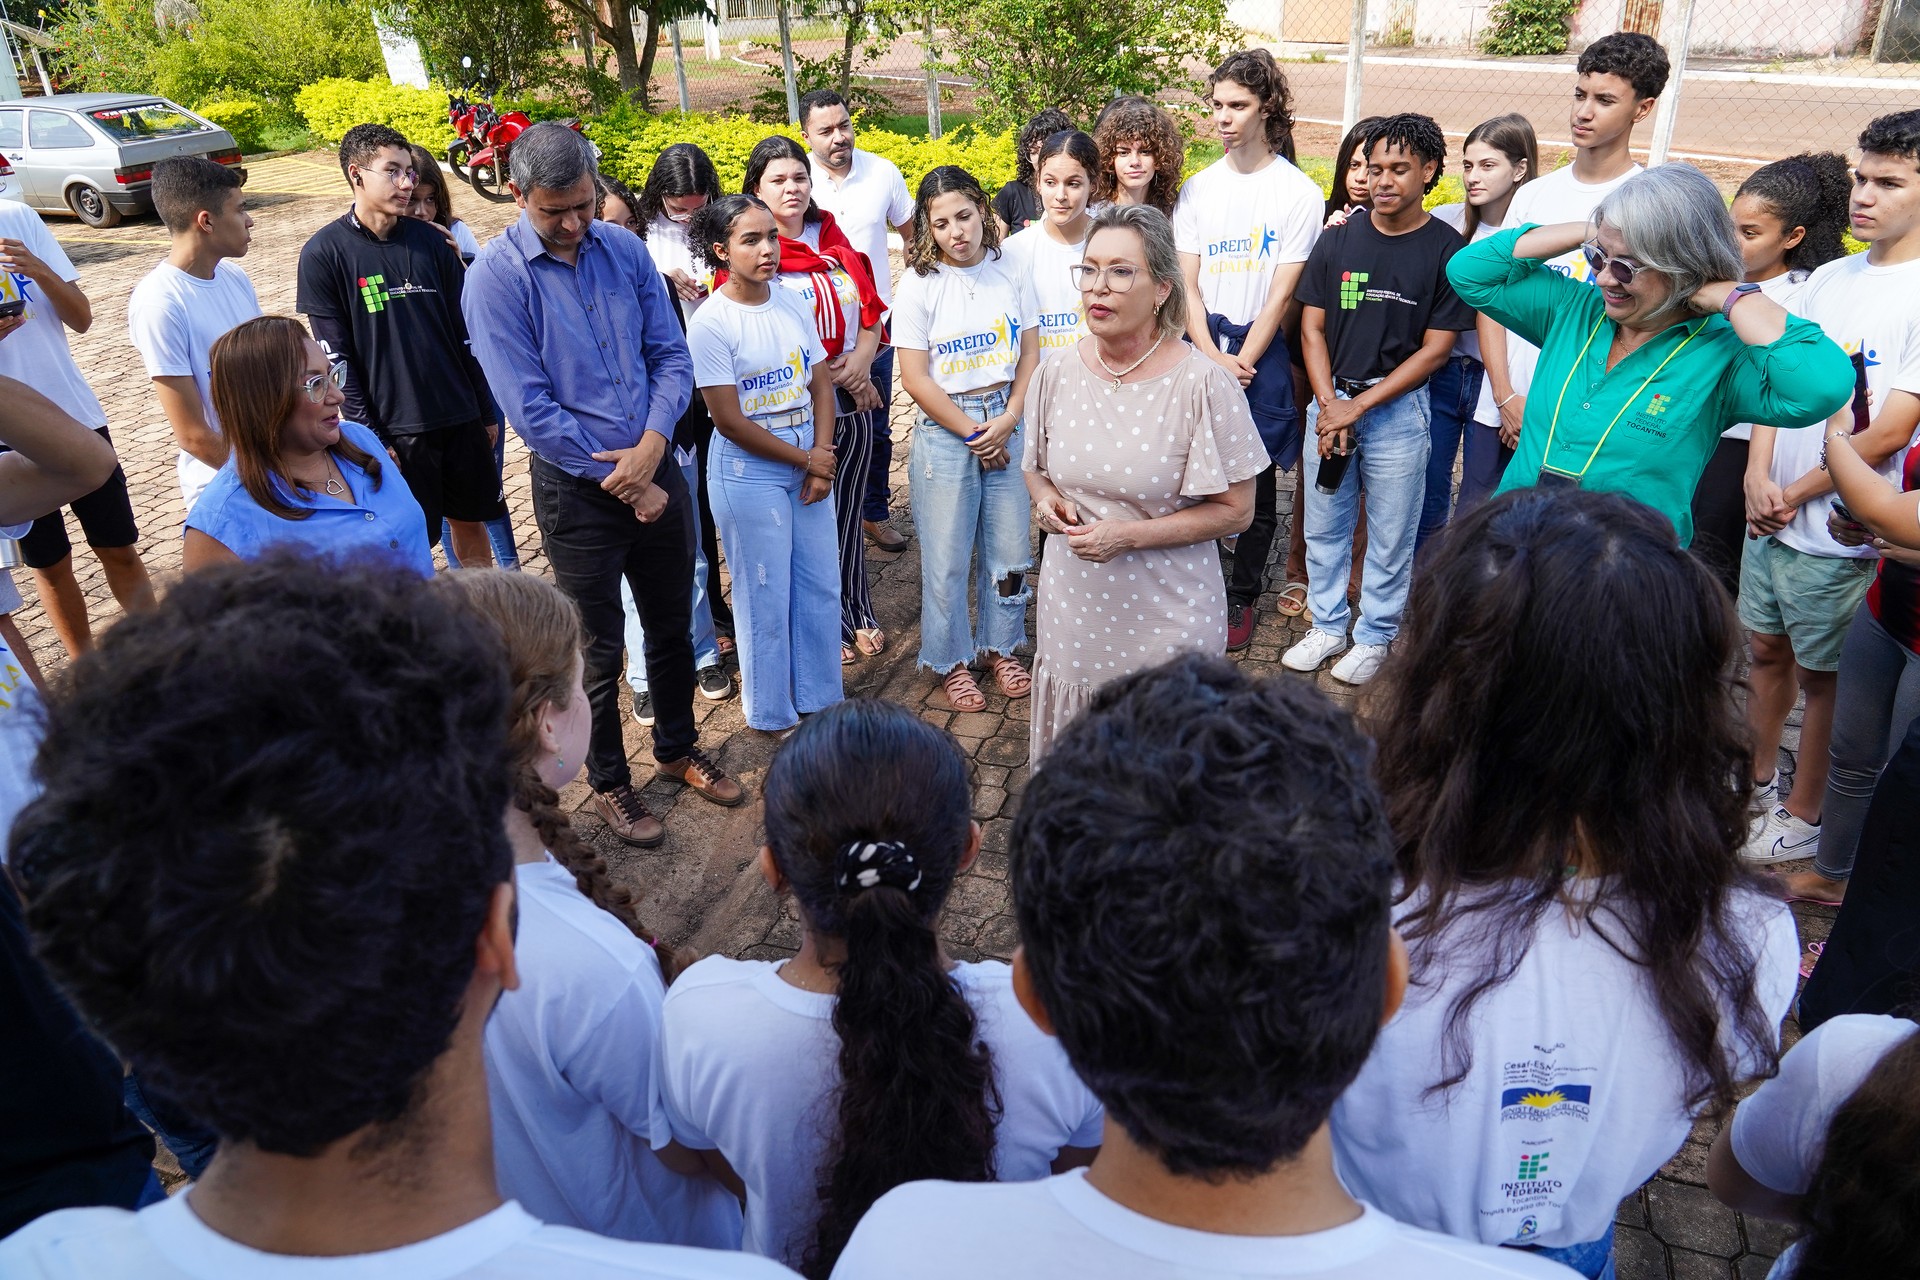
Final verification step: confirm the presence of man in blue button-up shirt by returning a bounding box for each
[466,124,744,845]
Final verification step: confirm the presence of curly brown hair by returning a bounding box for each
[906,165,1003,276]
[1208,49,1295,156]
[1093,98,1185,215]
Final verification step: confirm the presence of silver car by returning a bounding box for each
[0,93,246,228]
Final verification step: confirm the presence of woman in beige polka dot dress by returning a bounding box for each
[1023,205,1267,761]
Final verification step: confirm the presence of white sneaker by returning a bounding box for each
[1745,775,1780,842]
[1741,805,1821,865]
[1282,630,1348,672]
[1331,643,1391,686]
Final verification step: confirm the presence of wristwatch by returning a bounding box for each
[1721,281,1763,318]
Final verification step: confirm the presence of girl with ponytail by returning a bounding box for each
[662,698,1103,1278]
[446,569,743,1250]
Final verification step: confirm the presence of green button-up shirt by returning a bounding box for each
[1449,226,1853,545]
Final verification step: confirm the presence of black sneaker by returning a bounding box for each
[632,692,655,726]
[697,666,734,702]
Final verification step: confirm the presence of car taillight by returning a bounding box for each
[113,164,152,185]
[0,156,10,176]
[210,149,242,165]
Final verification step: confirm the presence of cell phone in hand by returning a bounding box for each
[1832,500,1860,525]
[0,299,24,320]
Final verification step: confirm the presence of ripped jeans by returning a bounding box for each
[909,387,1032,674]
[706,421,843,731]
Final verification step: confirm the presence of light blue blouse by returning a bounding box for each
[185,422,434,577]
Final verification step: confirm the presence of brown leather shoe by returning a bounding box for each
[863,518,908,553]
[590,784,666,847]
[657,746,746,807]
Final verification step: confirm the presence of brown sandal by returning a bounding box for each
[943,667,988,713]
[988,654,1031,699]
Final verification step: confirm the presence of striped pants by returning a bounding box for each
[832,403,879,643]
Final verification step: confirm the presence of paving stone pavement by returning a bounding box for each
[25,153,1833,1276]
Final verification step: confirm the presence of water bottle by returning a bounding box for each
[1315,440,1355,495]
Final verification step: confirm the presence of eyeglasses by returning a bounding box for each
[1580,241,1649,287]
[370,165,419,186]
[301,364,348,403]
[1068,263,1141,293]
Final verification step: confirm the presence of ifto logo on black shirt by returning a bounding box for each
[357,274,439,316]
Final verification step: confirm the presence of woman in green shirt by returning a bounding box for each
[1448,163,1852,544]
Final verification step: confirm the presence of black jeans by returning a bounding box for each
[1689,434,1749,601]
[532,453,697,791]
[1227,465,1280,610]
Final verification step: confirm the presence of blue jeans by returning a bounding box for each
[1301,387,1430,648]
[707,423,843,730]
[443,416,520,569]
[910,387,1032,673]
[862,346,897,524]
[1815,603,1920,880]
[622,447,722,694]
[1512,1235,1615,1280]
[1416,354,1485,553]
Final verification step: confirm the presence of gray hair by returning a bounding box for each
[509,122,598,196]
[1085,203,1187,337]
[1591,164,1743,327]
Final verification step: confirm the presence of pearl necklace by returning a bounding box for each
[1093,333,1165,389]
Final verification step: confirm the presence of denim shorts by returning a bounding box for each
[1738,536,1876,671]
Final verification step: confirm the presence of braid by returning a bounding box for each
[513,769,677,977]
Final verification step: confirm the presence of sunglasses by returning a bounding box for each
[301,364,348,403]
[1580,241,1649,287]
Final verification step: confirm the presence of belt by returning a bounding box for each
[754,407,811,430]
[1334,376,1385,398]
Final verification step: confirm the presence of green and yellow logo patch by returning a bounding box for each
[1339,271,1369,310]
[1646,393,1671,416]
[358,274,390,314]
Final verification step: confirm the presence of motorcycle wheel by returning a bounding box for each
[446,140,471,182]
[469,159,513,203]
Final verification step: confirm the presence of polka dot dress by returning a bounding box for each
[1022,345,1270,762]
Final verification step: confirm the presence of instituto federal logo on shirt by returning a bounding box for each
[741,348,810,415]
[1340,271,1369,310]
[359,275,390,313]
[1204,223,1280,275]
[933,314,1020,377]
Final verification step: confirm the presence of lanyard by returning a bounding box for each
[1542,315,1706,480]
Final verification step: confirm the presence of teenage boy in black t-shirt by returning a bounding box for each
[1283,114,1476,687]
[296,124,504,566]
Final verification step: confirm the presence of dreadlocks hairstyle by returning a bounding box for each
[1013,108,1076,186]
[762,698,999,1279]
[907,165,1002,277]
[1735,152,1852,275]
[1365,113,1448,193]
[1208,49,1296,156]
[1093,96,1185,215]
[439,570,674,976]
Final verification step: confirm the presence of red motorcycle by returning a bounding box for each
[468,111,588,203]
[445,93,494,183]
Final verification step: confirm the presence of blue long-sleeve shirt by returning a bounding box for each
[463,215,693,481]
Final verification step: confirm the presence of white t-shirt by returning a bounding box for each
[1431,204,1502,363]
[808,149,911,309]
[0,202,104,429]
[889,250,1033,396]
[1730,1013,1917,1280]
[775,264,864,356]
[1002,225,1088,359]
[0,623,42,858]
[126,258,263,507]
[0,1195,797,1279]
[686,289,827,424]
[661,956,1105,1269]
[1331,882,1799,1251]
[1473,165,1642,428]
[1171,155,1323,326]
[484,858,742,1249]
[833,1171,1577,1280]
[1722,271,1809,443]
[1767,251,1920,558]
[451,219,483,260]
[646,216,714,325]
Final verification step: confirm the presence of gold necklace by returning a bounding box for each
[1094,333,1165,389]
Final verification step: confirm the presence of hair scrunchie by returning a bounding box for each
[835,840,921,895]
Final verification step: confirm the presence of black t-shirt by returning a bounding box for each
[0,875,154,1237]
[1296,211,1476,384]
[993,181,1041,235]
[296,211,490,438]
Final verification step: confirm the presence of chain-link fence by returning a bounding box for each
[624,0,1918,167]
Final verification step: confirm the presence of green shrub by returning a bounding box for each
[1480,0,1582,56]
[297,78,457,150]
[195,96,271,153]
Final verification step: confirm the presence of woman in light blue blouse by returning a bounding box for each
[184,316,433,576]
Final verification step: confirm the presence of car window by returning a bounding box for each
[0,110,20,150]
[28,110,95,150]
[85,103,205,141]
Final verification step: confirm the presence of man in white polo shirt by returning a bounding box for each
[800,88,914,552]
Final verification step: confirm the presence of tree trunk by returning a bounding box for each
[634,0,667,108]
[839,0,862,97]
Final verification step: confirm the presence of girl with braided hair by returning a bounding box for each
[661,698,1103,1279]
[445,569,743,1250]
